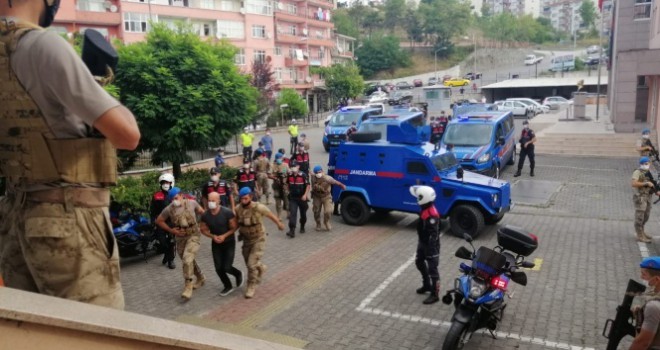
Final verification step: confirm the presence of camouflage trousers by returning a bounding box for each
[175,233,202,281]
[273,191,289,218]
[242,237,265,285]
[0,196,124,309]
[257,174,270,202]
[634,193,653,235]
[312,194,333,228]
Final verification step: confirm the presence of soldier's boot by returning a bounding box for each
[333,203,340,216]
[423,280,440,305]
[324,221,332,232]
[638,232,653,243]
[181,280,194,300]
[530,168,535,177]
[245,283,256,299]
[416,285,432,294]
[315,222,323,231]
[513,169,522,177]
[193,271,206,290]
[643,231,654,240]
[287,227,295,238]
[256,264,268,283]
[300,225,306,234]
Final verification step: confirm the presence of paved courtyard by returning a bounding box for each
[121,134,655,349]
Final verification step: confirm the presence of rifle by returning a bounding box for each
[602,279,646,350]
[643,139,660,163]
[644,171,660,204]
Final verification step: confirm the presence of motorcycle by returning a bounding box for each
[110,202,161,259]
[440,225,539,350]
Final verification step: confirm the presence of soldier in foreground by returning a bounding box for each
[311,165,345,231]
[632,157,660,243]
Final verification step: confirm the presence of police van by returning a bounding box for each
[323,106,381,152]
[357,108,430,142]
[439,111,516,178]
[331,118,513,238]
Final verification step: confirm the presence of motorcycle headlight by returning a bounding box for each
[477,153,490,164]
[469,280,485,298]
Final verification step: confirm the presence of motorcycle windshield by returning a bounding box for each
[471,247,507,278]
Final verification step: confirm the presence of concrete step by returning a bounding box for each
[534,132,640,157]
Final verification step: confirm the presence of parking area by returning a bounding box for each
[121,150,653,349]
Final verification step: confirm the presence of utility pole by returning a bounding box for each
[596,6,605,121]
[473,33,477,77]
[572,6,577,49]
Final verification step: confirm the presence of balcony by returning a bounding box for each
[306,14,334,28]
[307,36,335,47]
[285,57,309,67]
[307,0,335,9]
[275,33,306,44]
[332,48,354,58]
[274,10,306,23]
[279,80,313,89]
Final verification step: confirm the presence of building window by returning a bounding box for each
[289,25,297,35]
[220,0,241,11]
[254,50,266,63]
[246,0,273,15]
[193,23,214,37]
[638,76,647,87]
[123,12,150,33]
[252,25,266,38]
[286,4,297,14]
[200,0,215,9]
[275,46,282,56]
[634,0,652,20]
[77,0,106,12]
[275,67,282,81]
[218,20,244,38]
[169,0,190,6]
[235,48,245,65]
[319,47,325,59]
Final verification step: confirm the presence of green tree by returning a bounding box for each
[419,0,471,57]
[251,59,277,125]
[274,88,308,122]
[403,3,424,48]
[579,0,597,30]
[355,35,410,77]
[383,0,406,33]
[318,63,365,100]
[333,9,360,38]
[115,23,257,178]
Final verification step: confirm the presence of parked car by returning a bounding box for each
[442,74,452,82]
[494,100,534,118]
[388,91,414,106]
[524,54,543,65]
[367,91,389,104]
[413,79,423,87]
[395,81,414,90]
[384,82,396,92]
[586,45,600,54]
[427,77,438,86]
[443,78,470,87]
[464,72,482,80]
[507,98,549,114]
[364,82,383,96]
[542,96,573,110]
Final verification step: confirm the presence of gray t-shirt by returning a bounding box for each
[642,300,660,348]
[8,23,120,138]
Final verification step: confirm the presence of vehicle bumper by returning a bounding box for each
[499,200,514,213]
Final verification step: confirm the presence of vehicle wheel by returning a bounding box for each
[351,131,381,143]
[449,204,485,238]
[441,321,470,350]
[507,146,516,165]
[341,195,370,226]
[489,163,499,178]
[485,212,505,225]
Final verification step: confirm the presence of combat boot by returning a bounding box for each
[643,231,654,241]
[324,222,332,231]
[416,285,431,294]
[530,169,535,177]
[193,271,206,290]
[286,229,295,238]
[300,225,306,234]
[245,283,256,299]
[513,170,522,177]
[423,280,440,304]
[181,280,194,300]
[638,233,653,243]
[315,223,323,231]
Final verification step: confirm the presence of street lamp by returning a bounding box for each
[434,47,447,81]
[280,104,289,127]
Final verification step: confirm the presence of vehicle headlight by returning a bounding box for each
[477,153,490,164]
[492,193,499,205]
[469,280,485,298]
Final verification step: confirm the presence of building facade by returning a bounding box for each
[540,0,584,32]
[607,0,659,132]
[54,0,352,114]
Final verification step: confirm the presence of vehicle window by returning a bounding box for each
[408,115,425,128]
[329,112,362,126]
[496,124,504,139]
[431,152,458,171]
[358,123,386,139]
[443,124,493,146]
[425,90,439,100]
[505,116,513,134]
[514,102,524,108]
[442,89,451,99]
[407,161,429,175]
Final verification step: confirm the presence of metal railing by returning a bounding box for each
[633,1,652,20]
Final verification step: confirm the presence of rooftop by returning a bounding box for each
[481,76,609,89]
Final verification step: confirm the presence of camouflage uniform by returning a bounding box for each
[311,174,340,231]
[633,169,655,241]
[254,157,271,204]
[271,163,289,218]
[638,137,651,157]
[0,22,123,308]
[235,201,273,297]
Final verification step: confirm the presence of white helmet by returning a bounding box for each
[158,173,175,186]
[409,185,436,205]
[291,119,297,124]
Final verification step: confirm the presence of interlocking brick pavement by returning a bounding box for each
[121,150,656,349]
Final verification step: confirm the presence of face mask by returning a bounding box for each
[267,132,271,136]
[315,173,323,178]
[40,0,61,28]
[642,164,651,171]
[161,183,171,191]
[524,126,529,130]
[210,175,219,182]
[172,199,182,207]
[276,159,283,164]
[208,201,218,210]
[644,134,651,139]
[244,164,250,169]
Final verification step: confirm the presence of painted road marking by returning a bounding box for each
[356,255,596,350]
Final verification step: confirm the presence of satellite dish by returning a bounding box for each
[110,5,118,12]
[305,76,312,83]
[277,2,284,10]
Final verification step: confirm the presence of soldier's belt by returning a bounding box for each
[26,188,110,208]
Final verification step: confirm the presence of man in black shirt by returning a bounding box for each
[200,192,243,296]
[514,120,537,177]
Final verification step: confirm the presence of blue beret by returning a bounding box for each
[239,187,252,197]
[167,187,181,201]
[641,156,651,164]
[313,165,323,173]
[642,128,651,134]
[641,257,660,270]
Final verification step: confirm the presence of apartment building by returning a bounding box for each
[482,0,526,16]
[540,0,584,32]
[607,0,659,132]
[54,0,349,114]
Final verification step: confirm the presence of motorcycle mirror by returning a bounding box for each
[455,246,473,260]
[510,271,528,286]
[520,261,535,269]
